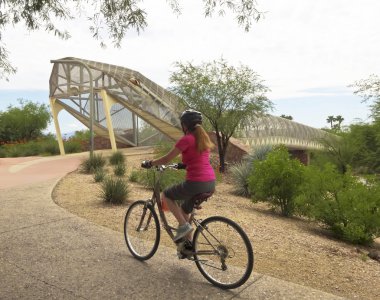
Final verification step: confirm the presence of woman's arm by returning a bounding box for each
[151,147,181,166]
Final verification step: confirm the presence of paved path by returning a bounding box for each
[0,149,345,299]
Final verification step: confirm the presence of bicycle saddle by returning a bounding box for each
[192,191,214,209]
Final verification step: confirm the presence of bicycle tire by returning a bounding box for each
[124,200,160,260]
[193,216,254,289]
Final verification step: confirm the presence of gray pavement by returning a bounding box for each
[0,152,346,299]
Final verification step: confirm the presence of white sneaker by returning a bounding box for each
[173,223,193,242]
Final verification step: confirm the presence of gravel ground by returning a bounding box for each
[52,152,380,300]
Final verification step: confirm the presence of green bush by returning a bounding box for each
[0,146,6,157]
[230,145,272,197]
[100,177,129,204]
[109,151,125,166]
[80,153,106,174]
[42,140,60,155]
[94,168,105,182]
[114,163,126,177]
[0,137,62,157]
[248,145,305,216]
[129,170,139,182]
[296,164,380,245]
[64,140,82,154]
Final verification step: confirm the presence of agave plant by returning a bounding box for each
[100,177,129,204]
[80,153,106,174]
[229,162,252,197]
[109,151,125,166]
[114,162,126,177]
[94,168,105,182]
[230,145,273,197]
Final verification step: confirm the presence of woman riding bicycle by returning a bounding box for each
[143,110,215,242]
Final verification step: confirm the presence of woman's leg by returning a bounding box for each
[161,193,187,226]
[180,208,193,240]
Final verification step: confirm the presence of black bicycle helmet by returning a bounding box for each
[180,109,202,131]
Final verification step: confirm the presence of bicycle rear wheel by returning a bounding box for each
[124,200,160,260]
[193,216,254,289]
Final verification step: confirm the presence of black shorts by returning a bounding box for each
[164,180,215,214]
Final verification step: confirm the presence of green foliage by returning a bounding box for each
[351,74,380,122]
[109,151,125,165]
[113,163,126,177]
[128,170,139,182]
[347,122,380,173]
[248,145,305,216]
[100,177,129,204]
[230,145,272,197]
[94,168,106,182]
[312,133,353,174]
[170,58,272,172]
[80,153,106,174]
[64,140,82,154]
[0,100,51,143]
[0,136,69,157]
[296,164,380,245]
[311,121,380,174]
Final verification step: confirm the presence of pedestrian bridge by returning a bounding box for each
[49,58,330,155]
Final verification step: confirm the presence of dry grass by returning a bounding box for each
[52,151,380,300]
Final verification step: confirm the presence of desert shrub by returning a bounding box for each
[64,140,82,154]
[248,145,305,216]
[114,162,126,177]
[100,177,129,204]
[109,151,125,166]
[229,162,252,197]
[129,170,139,182]
[80,153,106,174]
[41,140,60,155]
[94,168,105,182]
[0,136,63,157]
[230,145,272,197]
[0,146,6,157]
[296,164,380,245]
[4,141,40,157]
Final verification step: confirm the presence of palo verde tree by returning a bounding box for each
[350,74,380,122]
[170,58,272,172]
[0,0,263,80]
[0,99,51,143]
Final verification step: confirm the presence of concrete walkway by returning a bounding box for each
[0,150,346,299]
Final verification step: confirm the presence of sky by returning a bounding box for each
[0,0,379,134]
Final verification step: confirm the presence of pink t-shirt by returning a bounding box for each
[175,134,216,182]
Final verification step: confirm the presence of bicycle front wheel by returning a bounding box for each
[124,200,160,260]
[193,216,254,289]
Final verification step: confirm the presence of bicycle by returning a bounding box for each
[123,163,254,289]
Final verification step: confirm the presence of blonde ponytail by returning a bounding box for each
[193,125,214,153]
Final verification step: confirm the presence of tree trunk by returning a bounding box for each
[217,132,229,173]
[215,130,224,173]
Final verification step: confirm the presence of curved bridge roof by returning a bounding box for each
[238,115,331,150]
[49,58,330,151]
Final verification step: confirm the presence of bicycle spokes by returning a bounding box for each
[192,216,254,289]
